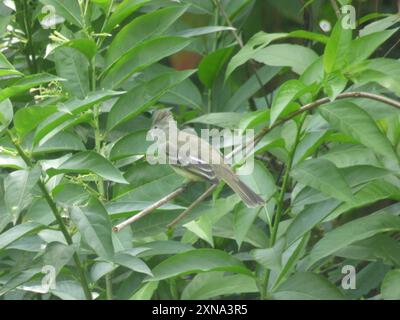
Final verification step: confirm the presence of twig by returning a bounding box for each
[232,91,400,159]
[330,0,341,18]
[167,184,218,229]
[112,184,191,232]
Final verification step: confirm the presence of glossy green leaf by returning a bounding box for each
[103,0,150,32]
[0,98,12,132]
[107,69,195,130]
[198,46,234,88]
[107,5,188,67]
[102,36,191,89]
[308,213,400,268]
[0,74,63,102]
[254,44,319,75]
[273,272,343,300]
[319,101,398,163]
[149,249,253,281]
[70,197,114,260]
[323,21,352,73]
[181,272,258,300]
[47,151,128,184]
[291,158,354,202]
[0,222,43,250]
[381,269,400,300]
[4,167,41,221]
[34,90,123,145]
[226,31,287,79]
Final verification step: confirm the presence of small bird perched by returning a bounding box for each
[150,109,264,208]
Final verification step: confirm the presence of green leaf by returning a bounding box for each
[53,47,89,98]
[0,222,43,250]
[39,0,83,27]
[110,130,152,161]
[34,90,123,145]
[137,241,193,258]
[198,46,234,88]
[319,101,398,163]
[0,154,26,170]
[225,66,280,111]
[107,5,188,68]
[103,0,151,32]
[47,151,128,184]
[43,242,75,274]
[130,282,158,300]
[107,70,195,130]
[349,29,398,65]
[70,197,114,260]
[291,158,353,202]
[252,240,285,272]
[60,38,97,61]
[308,213,400,268]
[286,199,340,246]
[270,79,307,125]
[149,248,253,281]
[4,167,41,221]
[254,44,319,75]
[186,112,244,129]
[323,21,352,73]
[0,99,12,132]
[226,31,287,79]
[114,252,152,276]
[348,58,400,96]
[273,272,343,300]
[381,269,400,300]
[0,74,63,103]
[288,30,329,44]
[237,160,277,200]
[102,36,191,89]
[233,204,261,248]
[181,272,258,300]
[33,131,86,154]
[176,26,234,38]
[360,15,400,36]
[14,105,57,138]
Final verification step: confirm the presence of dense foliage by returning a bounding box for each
[0,0,400,300]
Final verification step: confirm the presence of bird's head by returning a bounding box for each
[151,108,176,132]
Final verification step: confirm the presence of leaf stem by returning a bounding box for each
[6,130,92,300]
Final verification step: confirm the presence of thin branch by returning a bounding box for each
[330,0,341,18]
[234,91,400,159]
[167,184,218,229]
[6,131,92,300]
[112,184,191,232]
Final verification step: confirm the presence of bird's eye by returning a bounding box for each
[153,125,158,129]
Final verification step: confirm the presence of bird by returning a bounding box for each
[149,109,265,208]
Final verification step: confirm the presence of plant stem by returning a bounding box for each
[260,113,307,300]
[17,0,38,73]
[6,131,92,300]
[105,273,113,300]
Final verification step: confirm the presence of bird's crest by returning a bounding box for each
[152,109,174,125]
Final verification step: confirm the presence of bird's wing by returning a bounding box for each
[165,131,222,183]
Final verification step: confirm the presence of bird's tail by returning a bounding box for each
[218,167,265,208]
